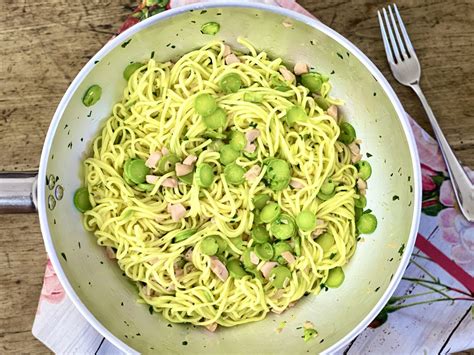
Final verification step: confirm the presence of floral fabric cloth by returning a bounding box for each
[411,117,474,273]
[38,260,66,311]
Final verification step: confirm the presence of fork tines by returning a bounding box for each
[377,4,416,64]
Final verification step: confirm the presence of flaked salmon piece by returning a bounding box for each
[279,67,295,82]
[281,251,296,264]
[290,178,305,189]
[206,322,218,332]
[327,105,338,119]
[244,165,262,181]
[146,175,159,184]
[210,256,228,282]
[183,155,197,166]
[294,62,309,75]
[250,251,260,265]
[225,53,240,65]
[167,203,186,221]
[175,163,193,177]
[106,246,116,259]
[162,177,178,188]
[145,151,162,168]
[261,261,278,279]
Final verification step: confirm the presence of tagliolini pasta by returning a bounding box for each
[77,38,376,330]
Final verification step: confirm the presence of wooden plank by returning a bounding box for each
[0,0,134,172]
[0,214,51,353]
[0,1,132,352]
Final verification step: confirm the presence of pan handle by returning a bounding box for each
[0,172,38,213]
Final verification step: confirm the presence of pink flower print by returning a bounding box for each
[440,167,474,207]
[274,0,315,18]
[409,118,446,173]
[439,167,474,207]
[422,176,436,192]
[439,209,474,273]
[39,259,66,309]
[454,215,474,272]
[439,208,460,243]
[422,168,437,192]
[451,244,474,272]
[439,180,456,207]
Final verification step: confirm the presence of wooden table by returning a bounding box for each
[0,0,472,352]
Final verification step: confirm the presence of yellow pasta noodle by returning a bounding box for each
[82,39,358,329]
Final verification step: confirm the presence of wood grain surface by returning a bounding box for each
[0,0,472,353]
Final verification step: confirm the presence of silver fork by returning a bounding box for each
[378,4,474,222]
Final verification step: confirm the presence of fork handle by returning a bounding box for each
[410,83,474,222]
